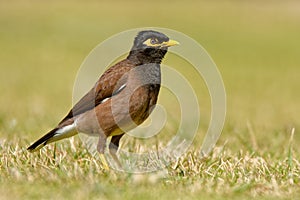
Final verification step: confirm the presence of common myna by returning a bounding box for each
[27,30,179,169]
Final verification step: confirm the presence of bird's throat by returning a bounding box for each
[127,48,167,65]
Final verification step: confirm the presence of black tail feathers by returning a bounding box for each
[27,128,59,152]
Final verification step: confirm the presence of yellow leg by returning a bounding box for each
[99,153,109,170]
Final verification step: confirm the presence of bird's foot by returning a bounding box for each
[99,153,110,170]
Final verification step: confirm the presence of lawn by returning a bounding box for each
[0,1,299,199]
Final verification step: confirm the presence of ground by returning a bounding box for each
[0,1,299,199]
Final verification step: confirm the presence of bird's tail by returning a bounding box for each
[27,123,78,152]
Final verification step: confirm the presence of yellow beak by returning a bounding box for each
[162,39,180,47]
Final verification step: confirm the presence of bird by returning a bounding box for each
[27,30,179,170]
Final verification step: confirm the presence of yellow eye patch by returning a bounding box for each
[143,38,162,47]
[143,39,180,47]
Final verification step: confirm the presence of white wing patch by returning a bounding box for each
[100,83,126,104]
[114,83,126,94]
[100,97,110,104]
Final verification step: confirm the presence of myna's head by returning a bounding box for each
[128,30,179,64]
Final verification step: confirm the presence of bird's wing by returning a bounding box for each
[59,60,133,125]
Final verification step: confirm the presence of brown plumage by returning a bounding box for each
[27,30,179,168]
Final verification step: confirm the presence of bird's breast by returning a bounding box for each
[129,84,160,122]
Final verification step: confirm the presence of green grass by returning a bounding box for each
[0,1,300,199]
[1,138,299,199]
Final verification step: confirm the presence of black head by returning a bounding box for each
[127,30,179,64]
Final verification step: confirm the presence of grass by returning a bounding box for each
[0,0,300,199]
[1,137,299,199]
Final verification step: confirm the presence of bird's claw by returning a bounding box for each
[99,153,110,170]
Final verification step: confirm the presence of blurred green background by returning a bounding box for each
[1,1,300,199]
[0,0,299,152]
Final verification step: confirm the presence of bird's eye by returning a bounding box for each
[150,38,158,44]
